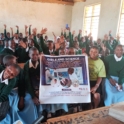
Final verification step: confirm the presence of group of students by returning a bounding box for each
[0,24,123,124]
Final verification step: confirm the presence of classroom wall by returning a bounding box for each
[71,0,122,40]
[0,0,72,39]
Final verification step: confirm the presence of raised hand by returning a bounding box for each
[109,30,111,34]
[4,24,6,28]
[41,28,47,34]
[10,27,13,30]
[19,41,27,49]
[16,25,19,29]
[29,25,32,28]
[25,25,28,29]
[79,30,82,34]
[116,34,120,41]
[104,34,108,41]
[72,30,75,35]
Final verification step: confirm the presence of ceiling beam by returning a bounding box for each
[27,0,74,5]
[24,0,86,5]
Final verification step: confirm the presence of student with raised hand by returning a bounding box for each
[15,38,29,63]
[104,45,124,106]
[32,28,43,54]
[4,24,11,40]
[0,63,20,123]
[39,28,57,55]
[88,46,106,109]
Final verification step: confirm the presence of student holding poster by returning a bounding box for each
[88,46,106,108]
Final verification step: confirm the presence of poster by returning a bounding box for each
[39,55,91,104]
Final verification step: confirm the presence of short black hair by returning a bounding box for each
[115,45,123,49]
[47,40,53,43]
[90,46,99,51]
[8,63,21,74]
[29,47,39,54]
[3,55,16,66]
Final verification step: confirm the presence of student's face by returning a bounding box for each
[59,50,65,55]
[29,50,39,62]
[48,42,53,49]
[68,68,74,75]
[3,66,19,80]
[7,33,10,38]
[10,40,16,49]
[97,39,101,44]
[68,49,75,55]
[115,46,123,58]
[19,33,23,38]
[29,40,34,47]
[89,48,99,60]
[74,42,79,49]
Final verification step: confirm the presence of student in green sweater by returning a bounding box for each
[88,46,106,108]
[0,64,20,102]
[0,40,15,55]
[104,45,124,106]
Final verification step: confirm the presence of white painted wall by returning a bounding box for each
[71,0,122,40]
[0,0,72,39]
[0,0,122,41]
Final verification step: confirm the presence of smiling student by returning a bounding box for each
[88,46,106,108]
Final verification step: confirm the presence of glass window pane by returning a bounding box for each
[83,4,100,39]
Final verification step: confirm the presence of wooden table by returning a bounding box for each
[46,106,123,124]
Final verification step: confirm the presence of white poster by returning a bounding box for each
[39,55,91,104]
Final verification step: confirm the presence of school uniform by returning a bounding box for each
[15,47,29,63]
[33,36,43,53]
[104,40,119,54]
[0,47,15,55]
[4,29,11,40]
[39,35,58,55]
[104,55,124,106]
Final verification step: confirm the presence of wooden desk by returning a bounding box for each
[47,106,123,124]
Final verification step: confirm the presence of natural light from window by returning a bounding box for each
[83,4,101,41]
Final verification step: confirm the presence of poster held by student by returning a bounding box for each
[39,55,91,104]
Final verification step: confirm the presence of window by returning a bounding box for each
[83,4,101,41]
[118,0,124,45]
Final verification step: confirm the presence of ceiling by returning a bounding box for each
[24,0,86,5]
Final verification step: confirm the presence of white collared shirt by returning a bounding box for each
[14,38,19,44]
[0,71,8,85]
[29,59,39,69]
[114,54,122,62]
[8,47,15,52]
[49,49,53,54]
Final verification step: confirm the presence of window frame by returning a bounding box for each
[82,3,101,41]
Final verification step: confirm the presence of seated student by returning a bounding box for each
[24,47,68,120]
[68,47,75,55]
[73,41,82,55]
[39,28,58,55]
[2,55,38,124]
[23,47,49,122]
[59,48,66,55]
[100,43,110,59]
[88,46,106,108]
[104,45,124,106]
[0,39,15,55]
[15,38,29,63]
[0,64,20,123]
